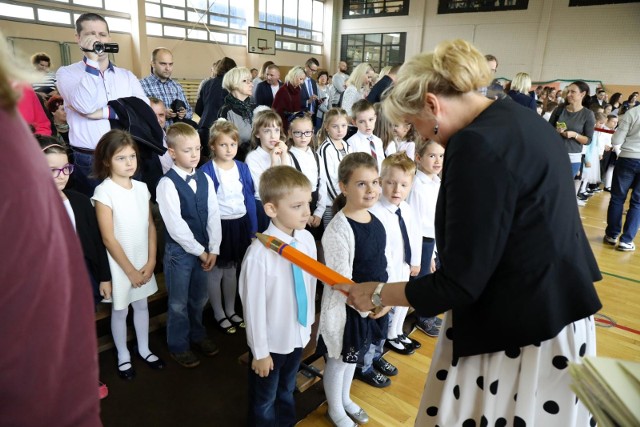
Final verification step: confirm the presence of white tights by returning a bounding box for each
[387,306,409,339]
[111,298,155,367]
[324,357,360,426]
[207,265,239,321]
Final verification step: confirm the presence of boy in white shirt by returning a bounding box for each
[348,99,384,172]
[239,166,317,426]
[156,123,222,368]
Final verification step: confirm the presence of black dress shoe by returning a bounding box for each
[117,362,136,380]
[399,334,422,349]
[138,352,166,370]
[384,338,415,355]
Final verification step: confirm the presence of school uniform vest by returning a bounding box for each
[164,168,209,250]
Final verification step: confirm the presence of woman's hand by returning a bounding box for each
[334,281,379,312]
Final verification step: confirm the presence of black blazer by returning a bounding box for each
[255,80,281,107]
[366,75,393,104]
[405,98,602,358]
[299,77,318,115]
[64,189,111,286]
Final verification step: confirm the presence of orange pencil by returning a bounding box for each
[255,233,352,295]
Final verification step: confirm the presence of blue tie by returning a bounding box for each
[395,208,412,265]
[185,173,196,183]
[306,78,314,113]
[290,241,308,326]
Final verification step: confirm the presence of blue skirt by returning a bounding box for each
[254,199,270,233]
[218,215,252,267]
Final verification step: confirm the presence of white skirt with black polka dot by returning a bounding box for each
[415,312,596,427]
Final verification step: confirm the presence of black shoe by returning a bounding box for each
[137,351,166,370]
[604,187,611,192]
[373,357,398,376]
[384,337,415,355]
[216,317,236,335]
[117,361,136,380]
[399,333,421,349]
[578,192,591,200]
[354,369,391,388]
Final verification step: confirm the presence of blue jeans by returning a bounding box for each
[164,241,208,353]
[358,339,384,374]
[71,149,100,197]
[606,157,640,244]
[248,348,302,427]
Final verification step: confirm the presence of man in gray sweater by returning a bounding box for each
[604,105,640,251]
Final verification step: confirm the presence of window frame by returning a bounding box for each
[258,0,324,54]
[342,0,410,19]
[437,0,529,14]
[340,32,406,74]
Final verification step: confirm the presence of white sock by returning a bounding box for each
[341,363,360,414]
[574,179,582,196]
[386,307,398,340]
[221,266,239,318]
[111,306,130,369]
[207,267,226,321]
[579,179,588,193]
[132,299,157,362]
[394,306,410,340]
[324,358,352,426]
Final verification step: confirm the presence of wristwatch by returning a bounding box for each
[371,282,386,308]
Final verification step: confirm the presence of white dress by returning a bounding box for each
[415,312,596,427]
[92,178,158,310]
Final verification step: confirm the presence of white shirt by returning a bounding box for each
[213,162,246,219]
[156,165,222,256]
[289,146,327,218]
[245,146,292,200]
[396,140,416,160]
[158,132,173,174]
[318,138,352,202]
[348,131,384,172]
[407,170,440,239]
[56,58,148,150]
[369,198,422,282]
[239,222,317,360]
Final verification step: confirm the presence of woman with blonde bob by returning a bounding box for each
[218,66,256,158]
[507,72,536,110]
[337,39,601,426]
[272,65,307,132]
[340,62,374,116]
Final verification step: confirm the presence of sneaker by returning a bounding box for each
[373,356,398,376]
[354,369,391,388]
[592,187,603,193]
[384,337,415,355]
[434,317,443,327]
[617,241,636,252]
[193,338,219,357]
[416,317,441,337]
[577,193,591,201]
[170,350,200,368]
[603,235,618,245]
[604,187,611,192]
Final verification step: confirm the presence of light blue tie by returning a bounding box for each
[290,240,308,326]
[306,78,314,113]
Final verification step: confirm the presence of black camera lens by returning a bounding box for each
[93,42,105,54]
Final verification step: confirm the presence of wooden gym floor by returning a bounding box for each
[298,189,640,426]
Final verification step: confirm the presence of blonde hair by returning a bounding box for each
[381,152,416,178]
[318,107,350,142]
[208,119,240,157]
[0,30,38,111]
[251,109,283,149]
[222,66,251,92]
[259,165,311,205]
[510,72,532,94]
[166,122,199,148]
[383,39,492,124]
[346,63,373,91]
[284,66,306,85]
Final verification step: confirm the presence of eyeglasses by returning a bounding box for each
[307,67,318,74]
[51,163,74,178]
[292,130,314,137]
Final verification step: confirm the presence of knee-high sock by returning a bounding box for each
[394,306,410,337]
[221,266,238,316]
[131,298,157,361]
[324,357,351,424]
[574,179,582,196]
[111,306,130,365]
[341,362,360,414]
[207,267,226,320]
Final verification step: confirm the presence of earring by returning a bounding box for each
[433,123,439,135]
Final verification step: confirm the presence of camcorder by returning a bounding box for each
[81,42,119,54]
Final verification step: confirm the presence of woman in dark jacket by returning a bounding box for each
[272,66,307,133]
[507,72,536,111]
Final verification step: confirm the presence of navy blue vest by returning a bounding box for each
[164,169,209,251]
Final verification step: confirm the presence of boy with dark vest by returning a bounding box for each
[157,123,222,367]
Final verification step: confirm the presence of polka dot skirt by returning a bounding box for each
[415,312,597,427]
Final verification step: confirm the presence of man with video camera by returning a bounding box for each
[57,12,149,196]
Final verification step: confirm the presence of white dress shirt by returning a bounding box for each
[245,146,292,200]
[212,162,246,219]
[56,58,148,150]
[369,198,422,281]
[289,146,327,218]
[407,170,440,239]
[239,222,317,360]
[156,165,222,256]
[348,131,384,172]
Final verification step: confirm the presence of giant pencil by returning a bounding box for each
[255,233,352,295]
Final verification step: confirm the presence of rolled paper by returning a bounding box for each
[594,127,615,134]
[256,233,352,295]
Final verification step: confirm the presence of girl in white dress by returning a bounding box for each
[92,130,164,380]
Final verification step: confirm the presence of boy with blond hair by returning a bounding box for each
[239,166,317,426]
[156,123,222,368]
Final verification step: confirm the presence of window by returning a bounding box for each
[569,0,639,5]
[1,1,131,32]
[343,0,409,18]
[341,32,405,73]
[144,0,246,45]
[437,0,529,14]
[259,0,324,54]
